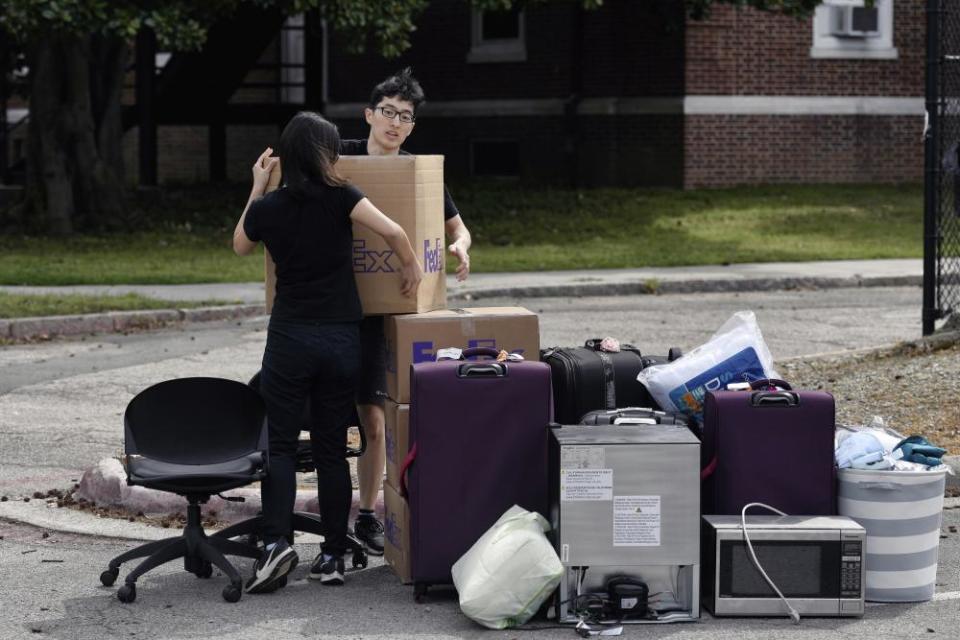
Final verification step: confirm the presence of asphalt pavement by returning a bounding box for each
[0,258,925,340]
[1,258,959,639]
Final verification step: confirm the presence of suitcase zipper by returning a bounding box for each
[597,351,616,409]
[552,349,580,424]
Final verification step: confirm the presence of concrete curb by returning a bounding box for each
[0,304,266,342]
[447,274,922,301]
[3,490,956,542]
[71,458,383,528]
[777,330,960,365]
[1,274,923,342]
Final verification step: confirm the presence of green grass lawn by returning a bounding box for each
[0,292,232,318]
[0,182,922,285]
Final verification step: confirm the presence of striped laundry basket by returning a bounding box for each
[838,468,947,602]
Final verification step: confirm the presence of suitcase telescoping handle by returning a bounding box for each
[750,379,792,391]
[614,417,658,425]
[749,379,799,407]
[453,347,508,377]
[458,362,506,377]
[461,347,501,359]
[609,408,660,425]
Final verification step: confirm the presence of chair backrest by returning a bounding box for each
[124,377,266,465]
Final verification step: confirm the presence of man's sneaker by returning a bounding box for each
[353,517,385,556]
[245,539,298,594]
[309,554,345,585]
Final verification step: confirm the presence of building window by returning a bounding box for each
[810,0,897,59]
[280,14,306,104]
[467,7,526,64]
[471,140,520,177]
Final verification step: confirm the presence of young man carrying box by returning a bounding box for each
[342,68,472,555]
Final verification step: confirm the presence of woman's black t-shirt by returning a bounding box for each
[244,184,364,323]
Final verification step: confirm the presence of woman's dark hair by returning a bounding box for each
[277,111,346,197]
[369,67,425,111]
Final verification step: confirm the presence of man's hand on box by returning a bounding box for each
[448,239,470,282]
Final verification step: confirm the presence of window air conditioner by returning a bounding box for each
[830,5,880,38]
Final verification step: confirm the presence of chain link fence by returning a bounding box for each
[926,0,960,334]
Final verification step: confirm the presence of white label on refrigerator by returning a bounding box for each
[613,495,661,546]
[560,469,613,501]
[560,446,605,469]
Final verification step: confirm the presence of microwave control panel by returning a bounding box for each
[840,540,863,598]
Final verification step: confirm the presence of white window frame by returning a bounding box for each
[280,14,306,104]
[810,0,897,60]
[467,8,526,64]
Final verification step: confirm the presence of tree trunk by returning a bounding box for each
[23,34,128,234]
[91,36,128,185]
[25,39,73,235]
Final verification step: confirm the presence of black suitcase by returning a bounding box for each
[541,340,682,424]
[579,406,700,438]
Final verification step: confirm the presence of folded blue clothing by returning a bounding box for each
[894,435,947,467]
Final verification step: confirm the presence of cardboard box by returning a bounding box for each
[264,155,447,315]
[383,481,412,584]
[384,400,410,490]
[386,307,541,403]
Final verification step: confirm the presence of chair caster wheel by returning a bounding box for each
[222,584,242,603]
[117,584,136,603]
[352,551,368,569]
[100,568,119,587]
[195,562,213,578]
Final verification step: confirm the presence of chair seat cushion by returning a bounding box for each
[127,452,266,494]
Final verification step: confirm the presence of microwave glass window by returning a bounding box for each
[720,541,840,598]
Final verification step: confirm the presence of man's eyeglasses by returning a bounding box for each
[375,106,416,124]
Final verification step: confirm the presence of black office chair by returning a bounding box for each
[98,377,268,603]
[212,371,369,571]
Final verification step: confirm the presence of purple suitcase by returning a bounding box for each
[702,379,836,516]
[401,347,552,598]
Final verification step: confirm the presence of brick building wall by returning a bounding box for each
[685,0,923,96]
[685,115,921,186]
[683,0,924,187]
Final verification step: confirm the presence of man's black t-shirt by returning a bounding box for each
[244,185,364,324]
[339,139,460,221]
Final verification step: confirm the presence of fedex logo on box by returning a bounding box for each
[353,239,395,273]
[423,238,443,274]
[384,511,403,547]
[354,238,443,274]
[410,339,526,363]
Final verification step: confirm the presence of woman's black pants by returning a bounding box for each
[258,319,360,557]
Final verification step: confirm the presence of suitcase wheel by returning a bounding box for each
[414,582,429,603]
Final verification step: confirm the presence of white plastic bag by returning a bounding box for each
[637,310,779,424]
[451,505,563,629]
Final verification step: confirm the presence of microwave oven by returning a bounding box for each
[702,515,865,618]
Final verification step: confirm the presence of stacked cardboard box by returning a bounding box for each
[261,156,541,584]
[382,308,540,582]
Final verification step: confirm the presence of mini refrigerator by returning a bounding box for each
[548,423,701,624]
